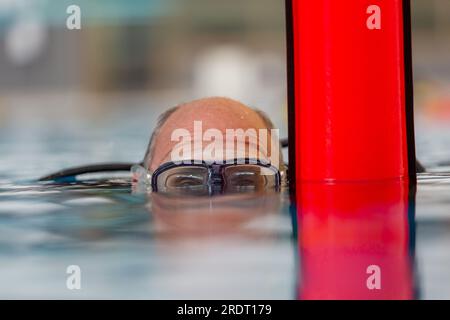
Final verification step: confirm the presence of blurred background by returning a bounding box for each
[0,0,449,179]
[0,0,450,300]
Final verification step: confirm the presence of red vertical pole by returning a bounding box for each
[286,0,417,183]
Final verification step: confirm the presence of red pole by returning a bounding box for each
[286,0,417,183]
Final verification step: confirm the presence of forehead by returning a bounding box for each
[149,102,270,170]
[161,103,268,133]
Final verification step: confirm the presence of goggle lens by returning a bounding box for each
[156,164,279,194]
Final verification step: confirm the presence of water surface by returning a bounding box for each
[0,112,449,299]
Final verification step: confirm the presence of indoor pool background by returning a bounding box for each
[1,0,450,299]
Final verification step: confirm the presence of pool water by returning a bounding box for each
[0,110,449,299]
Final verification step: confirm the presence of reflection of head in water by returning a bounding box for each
[149,191,283,237]
[137,97,285,195]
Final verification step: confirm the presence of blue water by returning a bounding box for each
[0,109,449,299]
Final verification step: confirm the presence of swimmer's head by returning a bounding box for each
[140,97,284,194]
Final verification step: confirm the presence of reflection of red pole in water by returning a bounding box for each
[296,181,416,300]
[286,0,417,183]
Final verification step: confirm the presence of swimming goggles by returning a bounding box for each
[133,158,282,195]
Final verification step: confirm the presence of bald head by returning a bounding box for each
[144,97,281,172]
